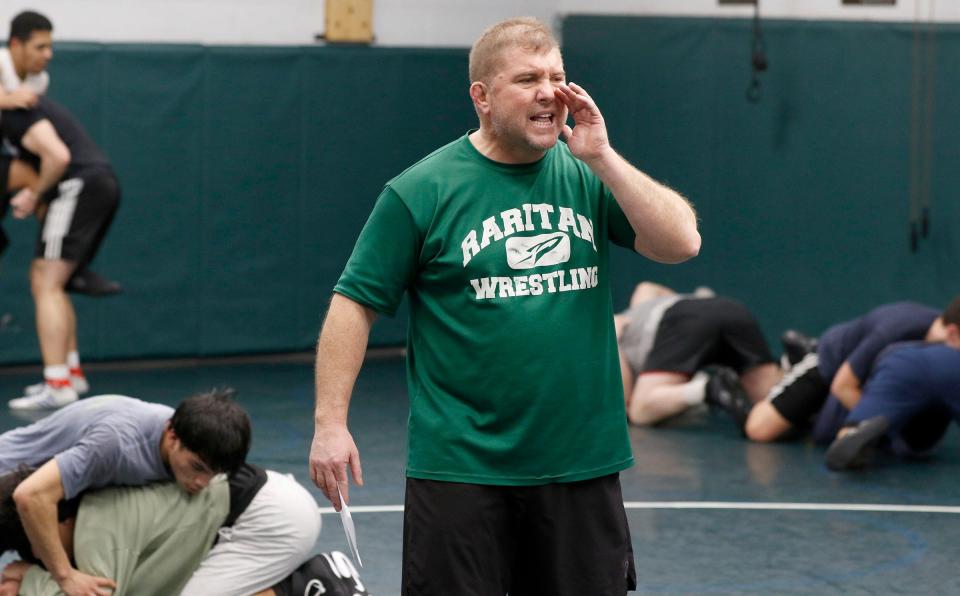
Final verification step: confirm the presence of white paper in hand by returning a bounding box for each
[337,485,362,568]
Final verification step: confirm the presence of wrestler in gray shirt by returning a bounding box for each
[0,390,249,595]
[0,395,171,498]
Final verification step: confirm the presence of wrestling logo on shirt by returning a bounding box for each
[461,203,600,300]
[506,232,569,270]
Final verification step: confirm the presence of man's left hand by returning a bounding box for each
[57,568,117,596]
[555,82,611,164]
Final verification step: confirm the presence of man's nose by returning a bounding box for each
[536,80,556,102]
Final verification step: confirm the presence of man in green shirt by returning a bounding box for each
[309,16,700,595]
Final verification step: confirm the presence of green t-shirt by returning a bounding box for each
[336,134,636,485]
[21,479,229,596]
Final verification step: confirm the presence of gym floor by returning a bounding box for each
[2,354,960,594]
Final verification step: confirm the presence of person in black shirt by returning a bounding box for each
[0,10,122,298]
[1,96,120,409]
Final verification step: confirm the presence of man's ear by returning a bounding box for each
[946,323,960,347]
[162,422,179,445]
[470,81,489,114]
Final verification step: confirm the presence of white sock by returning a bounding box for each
[67,351,84,377]
[682,371,710,405]
[44,364,70,388]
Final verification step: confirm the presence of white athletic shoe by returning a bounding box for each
[72,375,90,394]
[9,385,79,410]
[24,375,90,396]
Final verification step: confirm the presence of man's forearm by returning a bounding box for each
[20,120,71,199]
[830,362,862,410]
[18,498,74,583]
[30,156,68,198]
[587,147,700,264]
[314,294,377,426]
[310,293,376,506]
[834,386,862,411]
[13,461,76,588]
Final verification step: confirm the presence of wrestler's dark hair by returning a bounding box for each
[170,387,251,475]
[9,11,52,45]
[0,466,38,562]
[942,296,960,327]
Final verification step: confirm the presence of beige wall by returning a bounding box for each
[0,0,955,46]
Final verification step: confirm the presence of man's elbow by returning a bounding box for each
[643,230,701,264]
[679,230,702,260]
[829,378,854,401]
[48,147,71,171]
[12,483,43,515]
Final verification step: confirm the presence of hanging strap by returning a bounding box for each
[746,0,767,104]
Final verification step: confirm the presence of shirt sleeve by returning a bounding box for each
[54,425,122,499]
[847,347,927,428]
[0,49,20,91]
[0,106,43,145]
[845,332,894,381]
[604,186,636,250]
[333,186,422,316]
[27,71,49,94]
[19,565,62,595]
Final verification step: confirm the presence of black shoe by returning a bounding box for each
[66,267,123,296]
[825,416,889,471]
[273,552,369,596]
[705,367,752,433]
[780,329,818,367]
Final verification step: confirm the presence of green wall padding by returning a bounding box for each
[2,18,958,364]
[1,45,471,363]
[562,16,959,346]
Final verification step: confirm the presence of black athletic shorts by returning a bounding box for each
[0,154,10,195]
[768,354,830,426]
[35,170,119,263]
[1,154,10,255]
[0,210,8,256]
[644,297,775,375]
[401,473,637,596]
